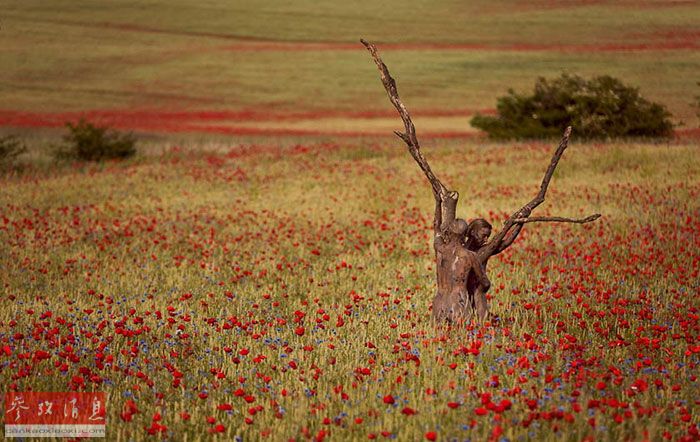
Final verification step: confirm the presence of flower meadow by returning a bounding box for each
[0,140,698,441]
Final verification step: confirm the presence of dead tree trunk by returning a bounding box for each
[362,39,601,323]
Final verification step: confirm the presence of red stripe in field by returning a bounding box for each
[0,108,493,123]
[505,0,696,11]
[0,109,695,139]
[219,41,699,53]
[177,124,481,139]
[675,128,700,139]
[0,108,493,137]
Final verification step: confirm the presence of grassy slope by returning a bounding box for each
[1,0,699,124]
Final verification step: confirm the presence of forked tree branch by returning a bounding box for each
[360,39,444,196]
[362,39,600,254]
[513,214,601,224]
[478,127,601,260]
[521,126,573,214]
[361,39,458,232]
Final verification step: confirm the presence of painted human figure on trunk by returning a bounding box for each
[432,201,531,323]
[432,217,489,323]
[361,39,601,324]
[462,216,528,321]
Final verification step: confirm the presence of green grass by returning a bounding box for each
[1,0,699,124]
[6,0,698,44]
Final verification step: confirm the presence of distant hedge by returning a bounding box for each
[470,74,674,140]
[0,135,26,170]
[53,119,136,162]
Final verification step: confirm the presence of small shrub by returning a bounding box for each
[0,135,27,169]
[53,119,136,161]
[471,73,674,140]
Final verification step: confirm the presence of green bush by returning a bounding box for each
[0,135,27,169]
[53,119,136,161]
[471,73,674,140]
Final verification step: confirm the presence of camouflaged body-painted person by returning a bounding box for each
[362,40,601,324]
[431,202,526,323]
[431,206,492,324]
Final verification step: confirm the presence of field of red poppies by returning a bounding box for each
[1,138,698,440]
[2,0,700,440]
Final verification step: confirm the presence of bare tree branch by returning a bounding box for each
[361,39,443,195]
[361,39,458,232]
[361,41,603,323]
[513,214,601,224]
[478,127,600,260]
[362,40,600,263]
[524,126,573,214]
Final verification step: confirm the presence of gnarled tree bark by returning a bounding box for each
[362,39,601,323]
